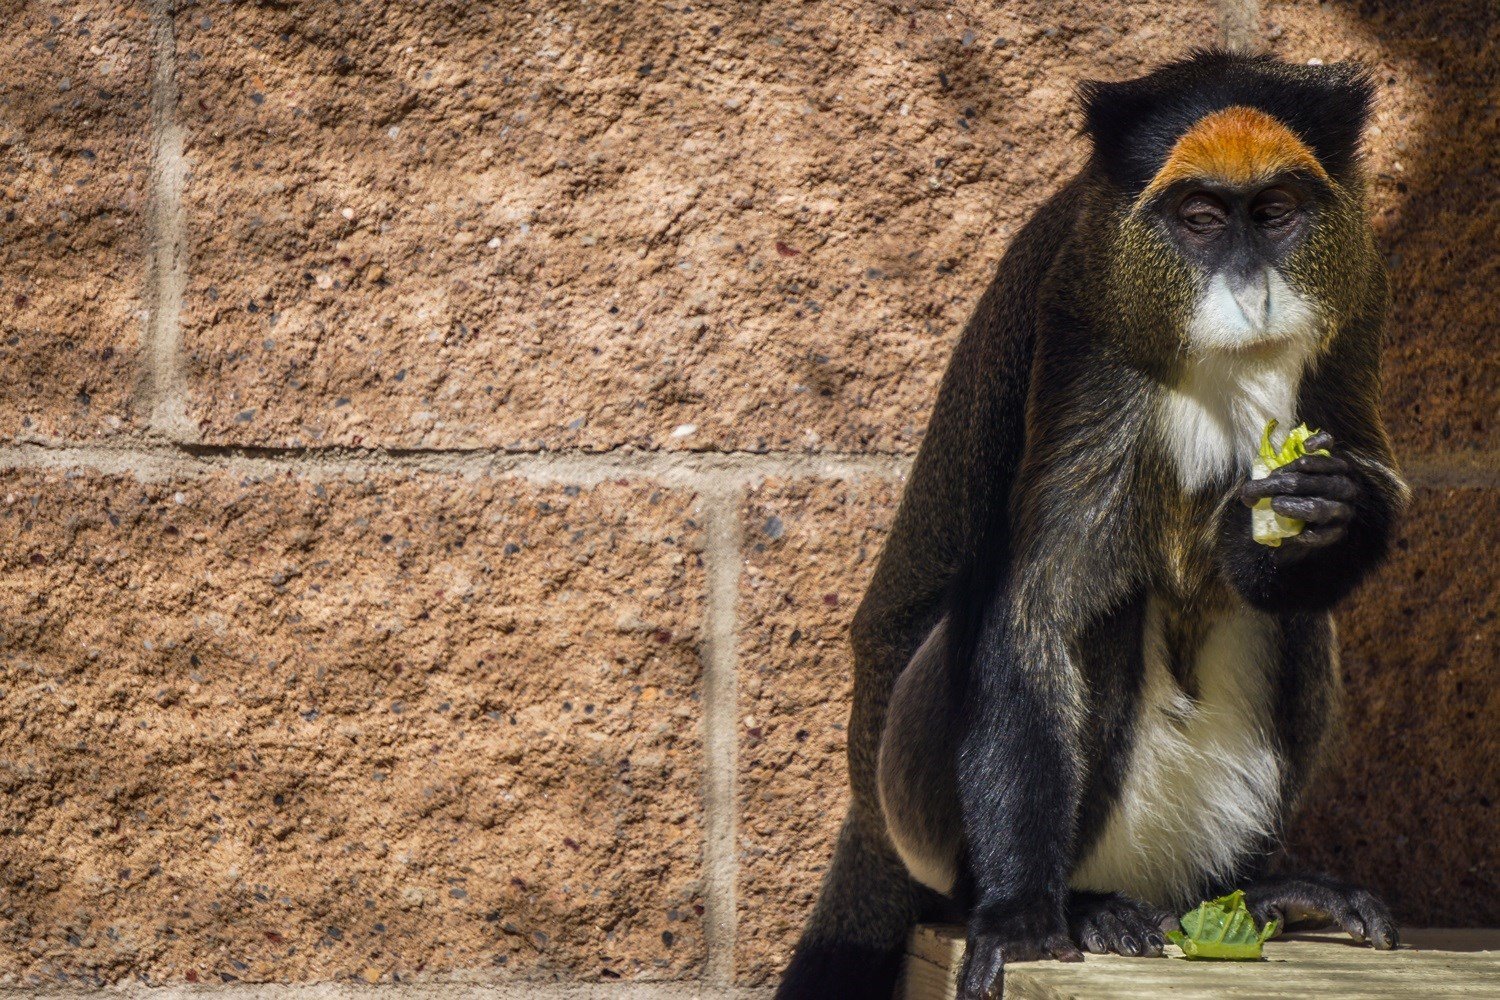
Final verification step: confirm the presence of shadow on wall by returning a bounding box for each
[1278,0,1498,926]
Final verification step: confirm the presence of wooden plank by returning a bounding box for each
[900,925,1500,1000]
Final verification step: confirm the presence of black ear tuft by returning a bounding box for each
[1079,50,1377,194]
[1289,59,1376,176]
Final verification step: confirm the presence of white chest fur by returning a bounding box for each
[1158,347,1309,491]
[1157,271,1321,491]
[1070,599,1284,909]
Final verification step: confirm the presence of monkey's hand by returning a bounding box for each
[1237,431,1357,561]
[959,905,1083,1000]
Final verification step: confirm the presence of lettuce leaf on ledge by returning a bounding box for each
[1166,890,1281,961]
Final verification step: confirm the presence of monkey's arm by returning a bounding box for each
[1216,434,1405,612]
[954,587,1087,993]
[952,401,1142,993]
[1216,331,1407,613]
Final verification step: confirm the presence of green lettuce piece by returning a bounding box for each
[1251,419,1331,547]
[1166,890,1281,961]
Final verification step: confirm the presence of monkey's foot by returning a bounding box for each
[1242,873,1398,950]
[959,906,1082,1000]
[1066,891,1172,957]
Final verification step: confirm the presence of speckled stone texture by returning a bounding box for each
[1266,0,1497,454]
[1289,487,1499,925]
[0,470,706,986]
[0,4,149,441]
[736,478,898,984]
[176,0,1216,451]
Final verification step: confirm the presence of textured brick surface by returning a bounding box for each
[736,478,898,984]
[0,4,149,441]
[1266,0,1498,454]
[1290,487,1499,925]
[176,0,1214,452]
[0,470,706,986]
[0,1,1496,992]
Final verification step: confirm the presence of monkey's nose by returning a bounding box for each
[1229,269,1271,329]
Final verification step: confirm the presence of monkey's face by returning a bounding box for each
[1134,106,1341,356]
[1156,175,1323,354]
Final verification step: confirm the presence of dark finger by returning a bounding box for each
[1290,524,1347,549]
[1304,431,1336,452]
[1249,900,1285,929]
[1047,933,1085,963]
[1280,453,1349,475]
[1096,912,1132,956]
[1351,892,1398,951]
[1270,497,1353,524]
[958,936,1004,1000]
[1125,911,1166,957]
[1369,921,1399,951]
[1071,909,1108,955]
[1140,905,1175,950]
[1241,472,1358,501]
[1337,907,1368,944]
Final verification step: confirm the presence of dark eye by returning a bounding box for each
[1252,187,1300,228]
[1176,193,1227,234]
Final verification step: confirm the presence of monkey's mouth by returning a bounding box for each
[1186,271,1320,354]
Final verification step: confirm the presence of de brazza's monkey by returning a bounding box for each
[777,51,1408,999]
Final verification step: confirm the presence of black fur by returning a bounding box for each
[1070,597,1148,865]
[776,941,905,999]
[1080,49,1376,194]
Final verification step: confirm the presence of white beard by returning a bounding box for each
[1186,270,1320,354]
[1157,270,1323,491]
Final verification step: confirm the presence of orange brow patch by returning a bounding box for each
[1140,106,1328,200]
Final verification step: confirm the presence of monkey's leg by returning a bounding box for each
[777,609,953,998]
[877,618,964,896]
[1229,619,1395,950]
[1242,873,1398,950]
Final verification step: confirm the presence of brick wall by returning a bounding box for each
[0,0,1493,992]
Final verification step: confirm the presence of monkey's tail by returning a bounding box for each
[775,803,932,1000]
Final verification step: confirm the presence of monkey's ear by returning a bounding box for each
[1077,73,1168,192]
[1271,59,1376,180]
[1074,49,1255,192]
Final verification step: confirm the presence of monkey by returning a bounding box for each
[775,50,1409,1000]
